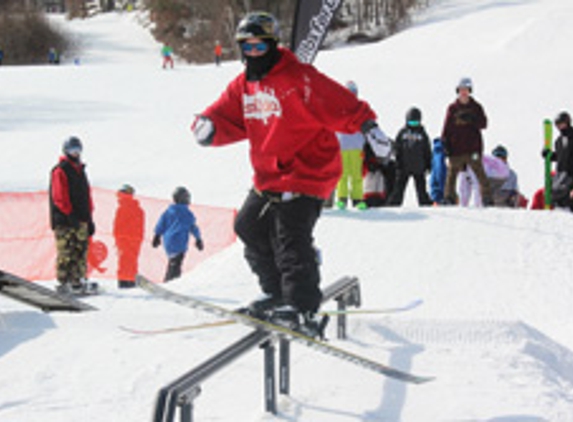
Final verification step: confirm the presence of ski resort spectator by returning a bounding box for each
[491,145,521,207]
[457,154,509,207]
[430,138,447,204]
[387,107,432,206]
[113,184,145,288]
[363,139,396,207]
[152,186,203,282]
[441,77,492,206]
[335,81,368,210]
[49,136,95,295]
[191,11,391,338]
[214,40,223,66]
[542,111,573,210]
[161,43,174,69]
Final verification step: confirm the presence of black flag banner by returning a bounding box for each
[290,0,343,64]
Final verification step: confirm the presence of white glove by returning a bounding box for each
[362,120,391,159]
[192,115,215,146]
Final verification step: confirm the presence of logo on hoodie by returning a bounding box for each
[243,88,282,124]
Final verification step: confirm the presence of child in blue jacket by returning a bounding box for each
[152,187,204,281]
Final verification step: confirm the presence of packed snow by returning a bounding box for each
[1,0,573,421]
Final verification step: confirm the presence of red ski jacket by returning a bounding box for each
[199,48,377,199]
[49,156,94,228]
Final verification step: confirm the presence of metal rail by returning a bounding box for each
[152,276,360,422]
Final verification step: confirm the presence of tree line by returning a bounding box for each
[0,0,430,65]
[145,0,430,63]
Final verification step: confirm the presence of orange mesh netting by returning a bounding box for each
[0,187,237,282]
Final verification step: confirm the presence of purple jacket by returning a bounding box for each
[441,97,487,156]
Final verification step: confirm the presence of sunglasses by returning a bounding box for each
[241,41,268,53]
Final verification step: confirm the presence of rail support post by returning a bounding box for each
[263,340,277,414]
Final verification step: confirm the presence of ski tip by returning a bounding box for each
[412,375,436,384]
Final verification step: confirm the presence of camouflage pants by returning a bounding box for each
[54,223,88,285]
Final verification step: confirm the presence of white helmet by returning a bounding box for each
[456,77,473,93]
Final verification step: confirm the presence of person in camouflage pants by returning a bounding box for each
[54,224,89,285]
[49,137,95,293]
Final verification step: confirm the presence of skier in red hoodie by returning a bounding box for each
[191,12,391,338]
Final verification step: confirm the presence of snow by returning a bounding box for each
[1,1,573,421]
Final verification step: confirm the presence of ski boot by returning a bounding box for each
[236,294,282,320]
[80,279,100,295]
[270,305,329,340]
[56,282,86,297]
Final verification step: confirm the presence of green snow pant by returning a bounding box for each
[337,149,364,201]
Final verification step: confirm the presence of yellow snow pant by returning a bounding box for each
[337,149,364,201]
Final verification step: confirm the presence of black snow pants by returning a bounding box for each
[234,189,323,313]
[388,171,432,206]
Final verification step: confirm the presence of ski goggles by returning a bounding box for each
[65,147,82,155]
[241,41,268,54]
[407,120,421,127]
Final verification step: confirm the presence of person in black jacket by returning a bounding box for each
[387,107,433,206]
[542,111,573,209]
[49,136,96,295]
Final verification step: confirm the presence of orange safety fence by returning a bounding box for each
[0,187,237,283]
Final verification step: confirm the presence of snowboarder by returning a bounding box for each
[49,136,96,295]
[387,107,432,206]
[441,77,492,205]
[113,184,145,288]
[152,186,204,282]
[191,11,391,338]
[542,111,573,209]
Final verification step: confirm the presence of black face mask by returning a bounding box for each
[66,153,81,163]
[243,40,281,81]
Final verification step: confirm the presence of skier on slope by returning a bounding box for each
[191,11,391,338]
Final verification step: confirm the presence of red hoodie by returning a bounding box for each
[198,48,376,199]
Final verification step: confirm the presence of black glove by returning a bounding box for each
[87,221,95,237]
[541,148,552,159]
[195,238,204,251]
[67,214,79,228]
[152,234,161,248]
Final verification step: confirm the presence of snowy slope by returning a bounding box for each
[1,2,573,421]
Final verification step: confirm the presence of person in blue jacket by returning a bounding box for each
[430,138,448,204]
[152,186,204,281]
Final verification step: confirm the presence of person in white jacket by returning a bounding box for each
[458,154,509,207]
